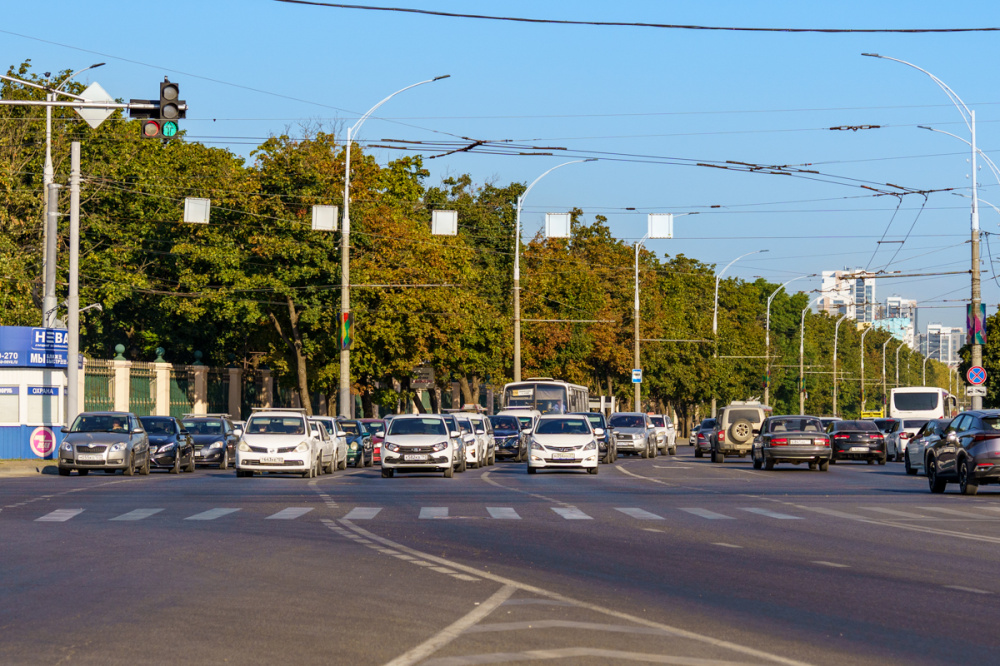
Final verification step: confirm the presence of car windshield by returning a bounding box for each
[727,409,762,423]
[873,419,897,432]
[515,416,532,428]
[441,416,457,431]
[837,420,878,431]
[489,416,520,432]
[610,414,644,429]
[388,418,447,436]
[768,418,823,433]
[457,418,473,434]
[338,421,360,435]
[536,418,591,435]
[140,418,176,435]
[583,414,603,427]
[181,420,224,435]
[361,421,385,435]
[650,416,665,427]
[70,414,129,433]
[246,416,306,435]
[903,419,928,430]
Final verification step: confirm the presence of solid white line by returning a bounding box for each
[679,508,733,520]
[944,585,990,595]
[36,509,83,522]
[422,647,767,665]
[486,507,520,520]
[813,561,850,568]
[551,507,592,520]
[712,543,743,549]
[265,507,314,520]
[917,506,976,517]
[343,507,381,520]
[382,584,516,666]
[110,509,164,521]
[184,508,240,521]
[862,507,929,519]
[741,508,802,520]
[464,620,674,636]
[615,508,664,521]
[420,507,449,520]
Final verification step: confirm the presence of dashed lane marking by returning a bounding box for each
[741,508,802,520]
[551,507,592,520]
[184,508,240,521]
[813,561,850,568]
[679,508,733,520]
[486,507,520,520]
[266,507,314,520]
[712,543,743,549]
[420,507,449,520]
[944,585,990,595]
[343,507,382,520]
[615,507,664,521]
[36,509,83,522]
[110,508,164,521]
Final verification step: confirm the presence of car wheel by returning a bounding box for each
[819,459,830,472]
[185,451,196,473]
[140,453,151,476]
[123,452,135,477]
[587,465,598,475]
[170,454,180,475]
[752,451,763,470]
[219,449,229,471]
[904,450,917,476]
[78,469,89,476]
[959,460,979,496]
[694,448,703,458]
[364,452,373,468]
[877,455,886,466]
[354,453,363,469]
[711,450,724,464]
[338,453,347,471]
[927,458,947,493]
[669,447,676,456]
[490,450,496,465]
[809,462,818,471]
[443,465,454,478]
[763,457,775,471]
[381,468,394,478]
[527,466,537,474]
[58,467,71,476]
[459,456,468,473]
[640,445,649,459]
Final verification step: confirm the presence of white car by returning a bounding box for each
[885,418,930,462]
[497,409,541,438]
[455,416,485,468]
[456,412,495,467]
[310,416,349,472]
[527,414,601,475]
[236,409,322,478]
[381,415,463,478]
[649,414,676,455]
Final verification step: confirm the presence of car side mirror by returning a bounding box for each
[521,425,531,432]
[60,426,69,433]
[594,428,605,436]
[450,430,460,438]
[232,428,242,437]
[336,431,347,438]
[180,429,190,436]
[476,429,485,435]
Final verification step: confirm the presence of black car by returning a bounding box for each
[926,410,1000,495]
[827,420,887,464]
[752,415,831,471]
[140,416,196,474]
[693,418,716,458]
[181,414,240,469]
[338,419,373,468]
[489,414,526,462]
[571,412,616,464]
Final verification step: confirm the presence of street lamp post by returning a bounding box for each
[799,296,823,414]
[923,354,931,385]
[895,342,903,387]
[860,326,872,412]
[711,249,768,416]
[882,337,892,414]
[765,275,810,406]
[832,313,851,417]
[864,53,982,409]
[513,158,596,383]
[339,75,450,417]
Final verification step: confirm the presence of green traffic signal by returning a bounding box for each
[162,121,178,137]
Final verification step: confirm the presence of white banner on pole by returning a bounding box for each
[431,210,458,236]
[311,205,338,231]
[183,198,211,224]
[648,213,674,239]
[545,213,571,238]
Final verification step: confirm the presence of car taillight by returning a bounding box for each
[871,434,884,440]
[900,433,910,439]
[976,463,995,469]
[817,438,830,447]
[718,431,726,442]
[833,434,850,440]
[771,438,788,446]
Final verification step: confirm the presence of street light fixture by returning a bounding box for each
[864,53,983,409]
[860,326,873,412]
[338,75,450,417]
[832,311,852,418]
[882,337,892,414]
[799,295,823,414]
[512,158,597,382]
[765,274,812,406]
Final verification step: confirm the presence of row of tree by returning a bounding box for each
[0,62,970,424]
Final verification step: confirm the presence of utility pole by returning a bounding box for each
[882,338,891,415]
[66,142,81,424]
[860,326,872,413]
[832,313,850,417]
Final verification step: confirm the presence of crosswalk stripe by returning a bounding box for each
[266,508,314,520]
[615,508,664,521]
[110,509,164,521]
[344,507,382,520]
[917,506,976,517]
[551,507,592,520]
[741,508,802,520]
[184,508,240,521]
[862,507,929,519]
[487,507,521,520]
[36,509,83,522]
[679,508,733,520]
[420,507,448,519]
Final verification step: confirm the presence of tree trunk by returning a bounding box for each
[361,391,374,419]
[429,386,441,414]
[470,376,481,407]
[458,376,473,406]
[268,296,312,416]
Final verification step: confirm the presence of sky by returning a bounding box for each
[6,0,1000,336]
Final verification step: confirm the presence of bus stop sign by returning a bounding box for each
[968,366,986,385]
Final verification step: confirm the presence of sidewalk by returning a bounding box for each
[0,459,59,478]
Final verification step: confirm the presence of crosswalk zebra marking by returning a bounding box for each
[110,509,164,521]
[741,508,802,520]
[679,508,733,520]
[266,507,314,520]
[487,507,521,520]
[184,508,240,521]
[615,508,664,521]
[551,507,592,520]
[36,509,84,522]
[419,507,448,520]
[343,507,382,520]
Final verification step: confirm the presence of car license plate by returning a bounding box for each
[196,449,205,456]
[849,446,868,452]
[260,456,282,464]
[404,454,428,461]
[552,453,575,460]
[789,439,810,445]
[77,453,103,461]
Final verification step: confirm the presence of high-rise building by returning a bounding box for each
[876,296,918,348]
[924,324,965,365]
[820,269,876,322]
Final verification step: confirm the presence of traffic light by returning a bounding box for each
[130,78,185,138]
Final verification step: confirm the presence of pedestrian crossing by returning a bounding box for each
[23,503,1000,524]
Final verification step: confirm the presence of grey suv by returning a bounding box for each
[608,412,657,458]
[710,401,768,463]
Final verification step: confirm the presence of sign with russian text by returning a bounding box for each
[0,327,70,368]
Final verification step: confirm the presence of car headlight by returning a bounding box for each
[110,443,126,452]
[159,443,176,452]
[238,441,251,452]
[295,442,309,452]
[431,442,448,452]
[61,442,73,452]
[385,442,401,453]
[584,440,597,451]
[208,441,224,449]
[350,442,358,451]
[530,439,545,452]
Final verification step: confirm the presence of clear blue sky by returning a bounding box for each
[7,0,1000,335]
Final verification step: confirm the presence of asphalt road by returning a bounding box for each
[3,448,1000,665]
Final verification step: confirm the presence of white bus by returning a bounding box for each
[501,378,589,414]
[888,386,957,421]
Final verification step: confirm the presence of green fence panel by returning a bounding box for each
[84,360,114,412]
[129,362,156,416]
[169,367,193,419]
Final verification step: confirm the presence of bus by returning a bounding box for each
[888,386,957,421]
[501,378,589,414]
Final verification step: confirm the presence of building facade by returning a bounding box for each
[820,269,877,322]
[923,324,965,366]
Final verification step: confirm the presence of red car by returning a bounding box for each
[360,419,386,464]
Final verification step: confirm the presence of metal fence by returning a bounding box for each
[207,369,229,415]
[129,362,157,416]
[84,359,114,412]
[241,370,266,419]
[169,367,194,418]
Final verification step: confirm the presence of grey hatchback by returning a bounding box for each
[58,411,151,476]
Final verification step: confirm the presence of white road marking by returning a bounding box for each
[464,620,675,636]
[420,507,449,519]
[813,561,850,568]
[36,509,83,522]
[343,507,381,520]
[615,508,664,520]
[265,507,314,520]
[486,507,520,520]
[794,506,866,520]
[917,506,976,517]
[184,508,240,521]
[944,585,991,595]
[421,647,772,665]
[551,507,592,520]
[741,508,802,520]
[679,508,733,520]
[712,543,743,549]
[110,509,164,521]
[862,507,929,519]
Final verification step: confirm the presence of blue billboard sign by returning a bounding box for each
[0,327,70,368]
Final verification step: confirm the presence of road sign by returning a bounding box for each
[968,366,987,385]
[967,385,987,397]
[631,369,642,384]
[75,82,115,129]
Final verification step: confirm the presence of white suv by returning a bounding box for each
[236,409,322,478]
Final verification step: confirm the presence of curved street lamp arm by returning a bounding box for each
[349,75,450,137]
[919,125,1000,187]
[863,54,972,132]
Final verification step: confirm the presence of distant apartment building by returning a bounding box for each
[874,296,917,348]
[820,269,877,323]
[922,324,965,365]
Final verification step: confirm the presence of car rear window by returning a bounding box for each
[700,419,716,429]
[903,419,928,430]
[727,410,762,423]
[838,420,878,431]
[768,418,823,433]
[981,418,1000,431]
